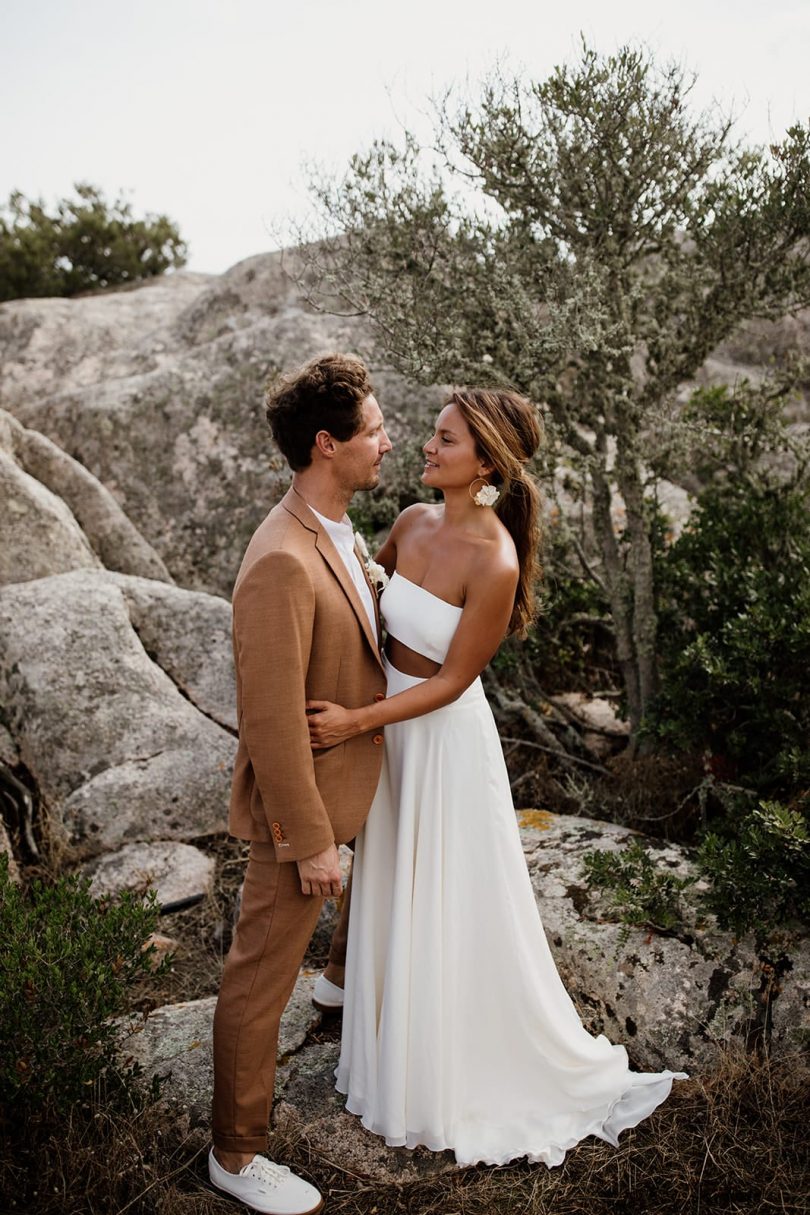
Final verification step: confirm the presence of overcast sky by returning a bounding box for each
[2,0,808,274]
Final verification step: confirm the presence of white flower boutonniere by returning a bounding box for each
[355,531,389,593]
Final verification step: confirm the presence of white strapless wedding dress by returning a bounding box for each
[335,571,689,1168]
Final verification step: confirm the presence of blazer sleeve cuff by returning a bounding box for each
[269,820,336,863]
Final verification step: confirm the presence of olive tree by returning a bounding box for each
[295,42,810,744]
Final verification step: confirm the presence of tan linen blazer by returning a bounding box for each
[228,485,387,861]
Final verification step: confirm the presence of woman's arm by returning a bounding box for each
[307,559,518,747]
[374,523,397,577]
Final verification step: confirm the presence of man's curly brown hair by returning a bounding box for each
[265,353,374,471]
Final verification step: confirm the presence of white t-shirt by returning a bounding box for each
[309,505,377,639]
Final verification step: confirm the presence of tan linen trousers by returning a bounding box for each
[212,842,324,1152]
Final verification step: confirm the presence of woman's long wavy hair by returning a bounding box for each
[449,387,544,638]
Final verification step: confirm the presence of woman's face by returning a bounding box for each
[421,402,490,491]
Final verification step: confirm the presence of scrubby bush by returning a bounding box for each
[579,381,810,943]
[0,855,164,1113]
[0,182,187,301]
[581,792,809,946]
[695,793,810,939]
[523,516,617,691]
[649,384,810,795]
[581,839,697,948]
[647,383,810,927]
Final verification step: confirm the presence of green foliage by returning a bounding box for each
[580,839,697,947]
[302,44,810,407]
[648,382,810,795]
[0,855,165,1113]
[581,798,809,947]
[521,518,617,690]
[695,795,810,940]
[0,182,187,301]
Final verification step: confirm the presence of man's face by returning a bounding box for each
[334,394,392,492]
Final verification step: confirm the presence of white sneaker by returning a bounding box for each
[312,973,344,1012]
[208,1148,323,1215]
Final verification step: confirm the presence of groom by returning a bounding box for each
[209,353,391,1215]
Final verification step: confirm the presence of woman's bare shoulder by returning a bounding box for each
[467,526,520,593]
[391,501,441,536]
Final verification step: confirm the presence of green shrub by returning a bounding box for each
[650,490,810,793]
[591,383,810,944]
[648,383,810,798]
[581,795,809,946]
[0,182,187,301]
[580,839,697,947]
[524,519,617,691]
[0,856,164,1112]
[695,794,810,939]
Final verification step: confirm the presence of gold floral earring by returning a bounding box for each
[469,477,500,507]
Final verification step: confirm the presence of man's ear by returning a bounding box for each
[314,429,337,459]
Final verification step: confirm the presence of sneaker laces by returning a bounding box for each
[241,1155,291,1190]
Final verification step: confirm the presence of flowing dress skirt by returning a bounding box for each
[335,657,689,1167]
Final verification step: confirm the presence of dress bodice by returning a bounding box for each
[380,571,463,664]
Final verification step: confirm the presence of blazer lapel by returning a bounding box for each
[355,541,383,646]
[282,486,384,671]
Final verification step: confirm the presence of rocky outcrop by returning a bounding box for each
[0,444,101,584]
[0,819,19,883]
[109,573,236,732]
[0,256,441,596]
[547,693,631,760]
[0,408,171,585]
[84,840,215,906]
[273,1041,458,1182]
[127,970,324,1126]
[0,569,235,857]
[517,811,808,1068]
[127,972,458,1184]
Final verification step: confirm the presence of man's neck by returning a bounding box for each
[291,472,351,523]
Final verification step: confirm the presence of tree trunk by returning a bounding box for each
[589,460,642,731]
[615,439,659,755]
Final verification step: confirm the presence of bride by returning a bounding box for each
[306,386,689,1168]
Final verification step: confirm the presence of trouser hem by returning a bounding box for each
[212,1131,269,1153]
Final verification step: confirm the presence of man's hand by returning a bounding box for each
[296,843,342,897]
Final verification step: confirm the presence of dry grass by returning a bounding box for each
[266,1042,808,1215]
[2,1041,806,1215]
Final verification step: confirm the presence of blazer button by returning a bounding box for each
[372,734,384,745]
[374,692,385,702]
